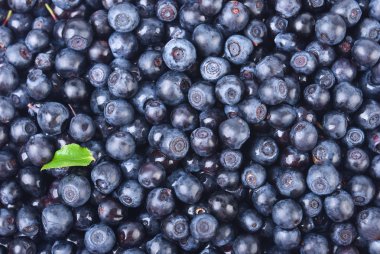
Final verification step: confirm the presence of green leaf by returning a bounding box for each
[41,144,95,170]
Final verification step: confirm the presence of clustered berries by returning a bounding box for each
[1,0,380,253]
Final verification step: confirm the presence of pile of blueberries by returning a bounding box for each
[3,0,380,253]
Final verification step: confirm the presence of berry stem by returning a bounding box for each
[45,3,58,22]
[68,104,77,116]
[2,10,12,26]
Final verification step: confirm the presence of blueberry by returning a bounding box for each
[250,137,279,166]
[42,204,73,239]
[25,29,49,53]
[300,233,330,254]
[224,35,253,65]
[0,63,18,95]
[199,0,223,16]
[322,111,348,139]
[87,64,111,88]
[156,71,191,106]
[219,117,250,149]
[258,77,288,105]
[303,84,330,110]
[90,10,112,38]
[314,68,336,89]
[290,51,317,75]
[190,213,218,242]
[18,166,45,197]
[352,38,380,68]
[216,1,250,35]
[232,235,260,254]
[146,234,177,254]
[5,42,33,69]
[254,55,285,81]
[104,100,135,126]
[324,190,354,222]
[241,163,266,189]
[219,149,243,171]
[58,174,91,207]
[331,223,357,246]
[179,2,208,31]
[69,114,96,143]
[172,172,203,204]
[105,131,136,160]
[345,147,370,172]
[16,206,40,237]
[0,208,16,236]
[251,183,278,216]
[273,226,301,250]
[62,78,89,103]
[163,39,197,71]
[55,48,86,78]
[356,100,380,129]
[357,207,380,241]
[200,57,230,82]
[347,175,375,206]
[146,188,175,218]
[306,40,336,66]
[285,76,301,105]
[138,162,166,189]
[170,104,199,132]
[108,69,138,99]
[26,69,52,101]
[370,155,380,178]
[268,105,296,130]
[73,205,97,231]
[108,2,140,32]
[98,198,125,225]
[216,170,239,189]
[208,191,238,222]
[275,0,301,18]
[274,32,299,52]
[300,192,323,217]
[25,134,55,167]
[315,13,346,45]
[91,161,121,194]
[144,99,167,124]
[155,0,178,22]
[10,117,37,144]
[312,140,341,166]
[192,24,224,57]
[358,18,380,41]
[8,237,36,254]
[121,117,149,145]
[331,0,362,26]
[159,128,189,160]
[84,224,116,253]
[51,240,75,254]
[275,168,306,198]
[190,127,218,157]
[238,208,263,233]
[215,75,244,105]
[307,164,340,195]
[268,15,289,35]
[212,223,235,247]
[63,18,93,51]
[243,20,267,47]
[135,18,164,46]
[162,214,189,240]
[108,32,139,59]
[117,222,145,248]
[272,199,303,229]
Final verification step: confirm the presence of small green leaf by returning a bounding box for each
[41,144,95,170]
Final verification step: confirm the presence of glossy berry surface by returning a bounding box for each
[0,0,379,253]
